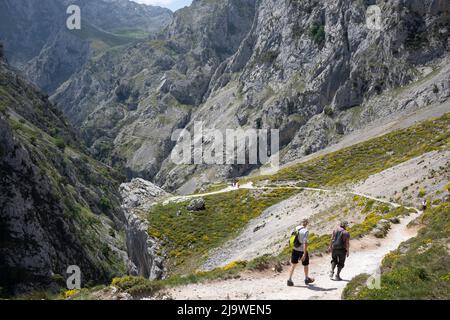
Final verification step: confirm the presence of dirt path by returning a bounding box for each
[160,180,419,272]
[164,182,403,208]
[164,210,420,300]
[155,150,448,300]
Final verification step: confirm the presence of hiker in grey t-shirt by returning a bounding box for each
[287,218,315,286]
[328,220,350,281]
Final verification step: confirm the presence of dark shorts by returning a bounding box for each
[291,249,309,266]
[331,249,347,269]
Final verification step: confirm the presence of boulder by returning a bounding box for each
[372,219,391,238]
[389,217,401,224]
[120,178,170,209]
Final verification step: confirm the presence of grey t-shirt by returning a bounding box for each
[294,226,309,252]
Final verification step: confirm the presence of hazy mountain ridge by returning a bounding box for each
[0,0,173,93]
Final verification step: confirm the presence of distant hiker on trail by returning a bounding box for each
[422,199,427,211]
[287,218,315,286]
[328,221,350,281]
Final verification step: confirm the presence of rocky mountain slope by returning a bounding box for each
[0,0,172,93]
[0,57,129,296]
[49,0,448,193]
[52,0,257,180]
[159,0,449,191]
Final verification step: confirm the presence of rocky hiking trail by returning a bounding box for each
[144,149,448,300]
[164,211,420,300]
[154,182,422,300]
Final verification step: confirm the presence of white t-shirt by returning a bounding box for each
[294,226,309,252]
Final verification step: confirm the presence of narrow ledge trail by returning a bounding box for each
[164,182,419,213]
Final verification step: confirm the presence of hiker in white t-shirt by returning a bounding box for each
[287,218,315,286]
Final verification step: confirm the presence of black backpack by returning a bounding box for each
[332,229,345,250]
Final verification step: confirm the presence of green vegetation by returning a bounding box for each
[64,200,424,300]
[418,189,427,198]
[309,23,325,46]
[343,202,450,300]
[258,51,279,64]
[201,182,229,193]
[54,137,66,151]
[69,22,148,57]
[279,201,413,256]
[146,188,299,274]
[114,29,150,39]
[247,114,450,187]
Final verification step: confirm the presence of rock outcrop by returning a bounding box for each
[119,178,169,279]
[120,178,169,210]
[187,198,206,211]
[124,211,165,280]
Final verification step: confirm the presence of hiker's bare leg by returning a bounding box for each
[288,263,297,280]
[304,266,309,279]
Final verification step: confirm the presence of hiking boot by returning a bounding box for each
[287,279,294,287]
[334,274,342,281]
[329,271,334,279]
[304,277,315,285]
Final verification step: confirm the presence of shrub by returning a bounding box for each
[64,289,79,299]
[111,276,164,297]
[54,137,66,150]
[309,23,325,46]
[246,255,272,271]
[115,83,131,102]
[324,106,334,117]
[99,196,112,210]
[259,51,279,64]
[343,202,450,300]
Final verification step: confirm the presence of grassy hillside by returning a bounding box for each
[343,200,450,300]
[64,113,449,300]
[145,188,300,274]
[144,114,450,276]
[71,23,144,54]
[248,114,450,187]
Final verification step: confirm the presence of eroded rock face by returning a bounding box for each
[0,61,128,295]
[51,0,258,181]
[124,211,165,280]
[157,0,449,191]
[18,0,446,194]
[119,178,170,279]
